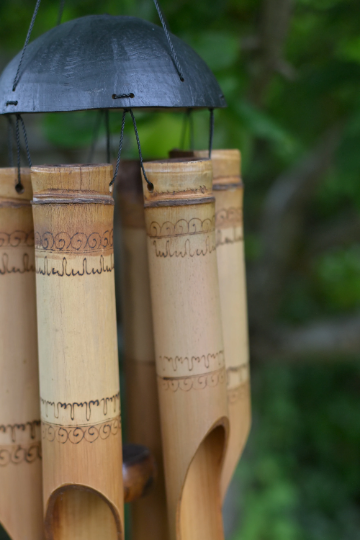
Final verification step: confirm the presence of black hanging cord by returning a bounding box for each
[105,110,111,164]
[110,109,128,188]
[152,0,184,82]
[15,115,32,193]
[6,116,15,168]
[13,0,42,92]
[17,115,32,167]
[57,0,65,25]
[209,108,214,158]
[129,109,153,191]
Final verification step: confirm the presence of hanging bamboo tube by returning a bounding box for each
[0,168,43,540]
[170,149,251,499]
[142,158,229,540]
[116,160,168,540]
[31,164,123,540]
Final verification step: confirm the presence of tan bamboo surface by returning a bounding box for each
[170,149,251,499]
[0,169,44,540]
[116,160,168,540]
[142,158,229,540]
[31,164,123,540]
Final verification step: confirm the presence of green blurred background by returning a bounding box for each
[1,1,360,539]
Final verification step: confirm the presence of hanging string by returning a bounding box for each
[57,0,65,25]
[6,116,15,168]
[110,110,128,188]
[14,115,31,193]
[209,108,214,158]
[129,109,153,191]
[87,110,104,163]
[13,0,42,92]
[16,115,32,168]
[105,110,111,164]
[152,0,184,82]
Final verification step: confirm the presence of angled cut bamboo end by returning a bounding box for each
[169,149,252,499]
[142,158,229,540]
[31,164,123,540]
[0,168,44,539]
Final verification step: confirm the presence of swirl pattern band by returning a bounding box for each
[34,230,113,253]
[0,230,34,248]
[42,417,121,444]
[159,367,226,392]
[0,442,41,466]
[148,217,215,238]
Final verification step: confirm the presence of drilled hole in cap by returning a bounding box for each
[15,183,24,194]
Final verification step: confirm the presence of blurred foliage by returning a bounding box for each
[0,1,360,539]
[232,362,360,540]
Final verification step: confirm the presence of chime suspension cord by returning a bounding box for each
[111,110,127,188]
[57,0,65,26]
[110,109,153,191]
[15,114,32,193]
[13,0,65,91]
[152,0,184,82]
[209,108,214,158]
[12,0,42,92]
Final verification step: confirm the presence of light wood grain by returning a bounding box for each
[116,160,168,540]
[31,164,123,540]
[0,168,44,540]
[142,158,229,540]
[170,149,251,498]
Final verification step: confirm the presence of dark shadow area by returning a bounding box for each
[0,524,11,540]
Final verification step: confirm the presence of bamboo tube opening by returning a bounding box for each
[46,486,120,540]
[169,149,251,499]
[180,424,226,540]
[31,164,123,540]
[142,158,229,540]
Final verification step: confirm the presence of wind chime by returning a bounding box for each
[0,1,250,539]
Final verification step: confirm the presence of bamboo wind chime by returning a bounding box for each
[116,161,168,540]
[142,158,229,540]
[0,2,246,537]
[0,169,44,540]
[31,164,123,540]
[170,148,251,498]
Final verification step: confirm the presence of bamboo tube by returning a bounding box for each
[0,168,44,540]
[116,160,168,540]
[170,149,251,499]
[142,158,229,540]
[31,164,123,540]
